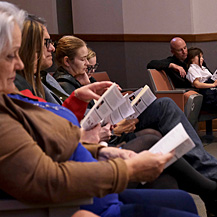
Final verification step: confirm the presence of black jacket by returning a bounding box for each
[147,56,192,88]
[53,66,95,108]
[53,66,81,95]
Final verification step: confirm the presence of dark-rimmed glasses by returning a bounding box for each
[87,63,99,73]
[44,38,54,49]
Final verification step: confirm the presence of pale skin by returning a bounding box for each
[41,26,55,70]
[1,21,174,184]
[191,53,217,89]
[63,46,90,86]
[169,37,188,78]
[72,210,99,217]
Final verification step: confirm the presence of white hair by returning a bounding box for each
[0,1,27,55]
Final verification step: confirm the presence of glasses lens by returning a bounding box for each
[94,63,99,70]
[45,39,53,48]
[87,63,99,73]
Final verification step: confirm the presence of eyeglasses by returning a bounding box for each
[87,63,99,73]
[44,38,54,49]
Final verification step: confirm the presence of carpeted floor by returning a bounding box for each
[192,131,217,217]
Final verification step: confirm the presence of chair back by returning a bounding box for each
[148,69,174,91]
[91,71,110,82]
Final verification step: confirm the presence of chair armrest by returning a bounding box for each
[0,198,93,217]
[155,92,185,111]
[155,90,187,94]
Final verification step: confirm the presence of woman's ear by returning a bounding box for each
[63,56,70,67]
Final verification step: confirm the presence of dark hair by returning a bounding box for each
[186,47,203,69]
[27,14,47,26]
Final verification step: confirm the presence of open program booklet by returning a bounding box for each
[81,84,156,130]
[127,85,156,119]
[141,123,195,185]
[149,122,195,168]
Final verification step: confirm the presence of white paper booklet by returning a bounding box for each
[81,84,157,130]
[149,123,195,168]
[127,85,157,119]
[81,83,126,130]
[211,69,217,81]
[102,94,135,125]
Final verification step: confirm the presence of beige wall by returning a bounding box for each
[192,0,217,33]
[71,0,124,34]
[71,0,217,34]
[122,0,192,34]
[6,0,58,33]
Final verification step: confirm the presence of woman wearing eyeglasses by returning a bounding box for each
[87,47,99,81]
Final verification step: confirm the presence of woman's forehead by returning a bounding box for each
[76,46,88,56]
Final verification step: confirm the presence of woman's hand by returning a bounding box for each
[99,123,112,142]
[75,73,91,86]
[80,124,101,144]
[75,81,120,102]
[113,118,139,136]
[98,147,137,161]
[125,150,174,182]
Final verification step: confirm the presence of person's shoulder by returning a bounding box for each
[14,73,34,92]
[53,67,68,79]
[190,64,200,70]
[53,67,76,83]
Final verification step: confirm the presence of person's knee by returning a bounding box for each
[156,97,176,107]
[171,190,195,204]
[72,210,99,217]
[155,97,182,114]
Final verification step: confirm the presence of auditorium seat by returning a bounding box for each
[148,69,217,139]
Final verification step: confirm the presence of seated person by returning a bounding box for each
[147,37,194,88]
[12,16,217,217]
[14,14,69,104]
[86,47,98,82]
[186,47,217,111]
[52,35,217,184]
[0,2,202,217]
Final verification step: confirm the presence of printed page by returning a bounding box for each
[128,88,143,103]
[102,96,135,125]
[149,123,195,168]
[127,85,156,119]
[81,83,125,130]
[211,69,217,81]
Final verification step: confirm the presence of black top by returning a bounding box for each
[53,66,95,108]
[15,73,35,93]
[147,55,192,88]
[53,66,82,95]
